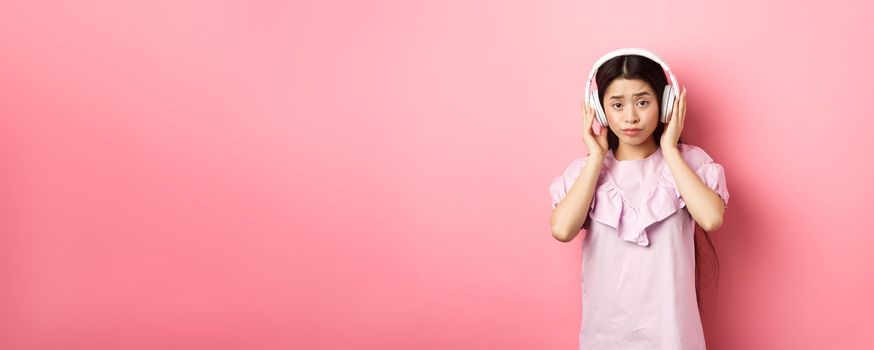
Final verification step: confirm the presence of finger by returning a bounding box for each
[586,103,595,126]
[679,86,686,124]
[591,105,604,135]
[581,102,593,135]
[675,87,684,126]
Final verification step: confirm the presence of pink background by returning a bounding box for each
[1,0,872,349]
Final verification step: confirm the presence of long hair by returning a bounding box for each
[594,54,720,319]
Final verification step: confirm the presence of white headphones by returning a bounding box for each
[584,47,680,127]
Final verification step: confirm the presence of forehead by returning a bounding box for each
[603,78,654,95]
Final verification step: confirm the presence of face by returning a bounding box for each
[602,78,660,146]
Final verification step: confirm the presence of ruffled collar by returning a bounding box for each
[588,148,685,247]
[604,148,662,164]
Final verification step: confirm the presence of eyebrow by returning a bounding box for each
[608,91,652,100]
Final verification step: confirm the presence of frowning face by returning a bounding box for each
[602,78,660,146]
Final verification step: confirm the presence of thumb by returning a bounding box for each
[594,124,606,138]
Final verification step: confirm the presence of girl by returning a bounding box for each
[549,53,730,349]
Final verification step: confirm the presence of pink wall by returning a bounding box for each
[1,0,872,349]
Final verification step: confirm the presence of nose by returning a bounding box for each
[624,110,639,125]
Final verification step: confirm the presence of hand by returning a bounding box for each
[581,101,608,158]
[660,85,686,151]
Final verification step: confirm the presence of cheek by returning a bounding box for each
[605,113,620,130]
[640,105,660,120]
[605,110,621,123]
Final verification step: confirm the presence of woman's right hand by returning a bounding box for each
[581,101,609,158]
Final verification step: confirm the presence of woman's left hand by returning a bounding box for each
[660,85,686,151]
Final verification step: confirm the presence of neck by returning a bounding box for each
[613,138,658,161]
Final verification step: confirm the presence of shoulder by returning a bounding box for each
[676,143,717,170]
[552,155,601,187]
[549,155,593,202]
[559,155,591,175]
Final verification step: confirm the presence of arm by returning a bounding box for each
[550,153,605,242]
[662,147,725,232]
[659,86,725,232]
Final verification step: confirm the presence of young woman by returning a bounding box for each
[549,52,730,349]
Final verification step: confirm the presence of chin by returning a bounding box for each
[621,138,648,146]
[616,133,652,144]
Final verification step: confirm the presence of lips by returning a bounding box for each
[622,128,642,136]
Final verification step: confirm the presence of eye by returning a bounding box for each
[638,100,649,107]
[611,103,622,109]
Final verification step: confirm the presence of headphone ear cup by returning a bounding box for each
[590,90,607,127]
[661,85,674,124]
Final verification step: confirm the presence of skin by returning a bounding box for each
[550,78,725,242]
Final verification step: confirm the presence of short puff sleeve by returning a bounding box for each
[548,156,597,212]
[676,144,730,209]
[694,162,730,209]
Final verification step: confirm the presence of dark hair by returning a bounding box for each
[595,54,720,320]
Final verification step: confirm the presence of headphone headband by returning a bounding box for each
[584,47,679,99]
[584,48,680,127]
